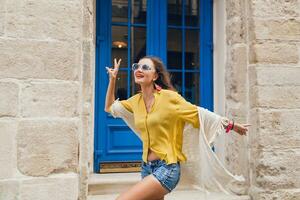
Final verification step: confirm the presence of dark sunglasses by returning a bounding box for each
[132,63,152,71]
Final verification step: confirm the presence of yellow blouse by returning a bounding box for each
[109,89,200,164]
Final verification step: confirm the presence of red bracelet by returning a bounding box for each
[226,121,233,133]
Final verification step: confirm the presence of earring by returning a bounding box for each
[154,82,162,91]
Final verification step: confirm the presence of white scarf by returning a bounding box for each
[110,99,246,195]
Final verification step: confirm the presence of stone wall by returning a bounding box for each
[224,0,249,194]
[79,0,96,199]
[226,0,300,199]
[248,0,300,199]
[0,0,95,199]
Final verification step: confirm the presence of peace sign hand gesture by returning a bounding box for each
[106,58,122,80]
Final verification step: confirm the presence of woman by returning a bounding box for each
[105,56,250,200]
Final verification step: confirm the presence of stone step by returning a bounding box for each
[88,189,251,200]
[88,172,140,195]
[88,172,194,195]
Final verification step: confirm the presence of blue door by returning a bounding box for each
[94,0,213,173]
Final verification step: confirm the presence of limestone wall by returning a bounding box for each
[0,0,95,199]
[249,0,300,199]
[226,0,300,199]
[224,0,250,195]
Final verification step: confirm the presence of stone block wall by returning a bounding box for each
[248,0,300,199]
[226,0,300,199]
[224,0,249,195]
[0,0,95,199]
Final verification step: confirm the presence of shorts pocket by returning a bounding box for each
[173,165,181,186]
[141,161,151,179]
[167,164,181,187]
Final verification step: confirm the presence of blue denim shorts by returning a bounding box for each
[140,159,181,192]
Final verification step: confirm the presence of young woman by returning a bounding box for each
[105,56,250,200]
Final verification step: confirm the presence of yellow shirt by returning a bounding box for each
[109,89,200,164]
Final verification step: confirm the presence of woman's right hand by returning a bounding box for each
[106,58,121,80]
[233,123,251,136]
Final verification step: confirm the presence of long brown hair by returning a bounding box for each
[141,56,176,91]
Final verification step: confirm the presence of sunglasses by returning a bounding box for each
[131,63,153,71]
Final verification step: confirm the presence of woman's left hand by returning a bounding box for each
[233,123,251,136]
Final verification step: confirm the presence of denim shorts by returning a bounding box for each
[140,159,181,192]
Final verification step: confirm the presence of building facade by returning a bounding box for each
[0,0,299,199]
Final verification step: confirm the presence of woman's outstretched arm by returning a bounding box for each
[175,91,251,136]
[221,118,251,136]
[104,58,121,113]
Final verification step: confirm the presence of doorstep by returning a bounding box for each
[88,172,141,195]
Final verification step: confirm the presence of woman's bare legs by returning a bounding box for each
[115,174,169,200]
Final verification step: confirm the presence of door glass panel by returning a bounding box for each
[112,0,128,23]
[185,29,199,69]
[170,72,183,94]
[185,0,199,26]
[168,0,182,26]
[116,71,129,100]
[132,0,147,24]
[112,26,128,68]
[167,0,200,105]
[131,27,147,63]
[131,72,140,95]
[112,1,147,98]
[185,72,199,104]
[167,29,182,69]
[131,27,146,95]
